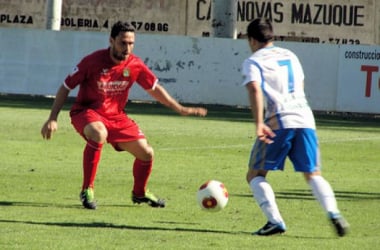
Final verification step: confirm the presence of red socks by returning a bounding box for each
[82,140,152,197]
[82,140,103,190]
[132,159,153,196]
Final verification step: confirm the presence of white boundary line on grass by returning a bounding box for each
[160,144,248,151]
[159,136,380,151]
[320,136,380,143]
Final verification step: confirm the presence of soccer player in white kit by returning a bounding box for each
[241,18,349,236]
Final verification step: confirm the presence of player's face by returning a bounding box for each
[110,31,135,63]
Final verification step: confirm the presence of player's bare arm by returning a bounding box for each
[148,83,207,117]
[246,81,275,144]
[41,84,70,140]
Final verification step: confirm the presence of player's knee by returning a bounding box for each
[246,172,253,183]
[142,146,154,161]
[84,124,108,143]
[304,171,321,182]
[246,169,266,183]
[135,144,154,161]
[246,171,258,184]
[94,129,108,143]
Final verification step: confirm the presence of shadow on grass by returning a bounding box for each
[0,218,250,235]
[0,218,333,239]
[0,201,139,209]
[0,201,80,208]
[0,200,336,239]
[0,200,247,235]
[231,190,380,201]
[0,218,334,239]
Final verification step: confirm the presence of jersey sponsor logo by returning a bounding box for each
[279,93,310,111]
[97,80,129,95]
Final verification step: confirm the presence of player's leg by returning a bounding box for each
[71,110,107,209]
[82,121,107,190]
[108,116,164,207]
[290,128,349,236]
[117,138,154,196]
[305,171,349,236]
[117,139,165,207]
[247,169,286,235]
[247,130,291,235]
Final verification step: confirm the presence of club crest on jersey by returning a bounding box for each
[123,68,130,77]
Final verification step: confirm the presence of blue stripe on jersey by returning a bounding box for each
[249,59,283,129]
[250,59,273,107]
[275,113,283,129]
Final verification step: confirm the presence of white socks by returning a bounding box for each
[308,175,339,214]
[249,175,339,225]
[250,176,284,224]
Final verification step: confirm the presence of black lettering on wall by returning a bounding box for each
[61,18,100,28]
[196,0,210,21]
[237,1,284,22]
[291,3,365,26]
[0,14,33,24]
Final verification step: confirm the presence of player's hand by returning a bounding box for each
[180,107,208,117]
[256,123,275,144]
[41,120,58,140]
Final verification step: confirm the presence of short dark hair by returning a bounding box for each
[110,21,136,38]
[246,18,274,43]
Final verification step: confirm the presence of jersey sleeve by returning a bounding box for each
[241,59,262,86]
[63,59,88,90]
[136,61,158,90]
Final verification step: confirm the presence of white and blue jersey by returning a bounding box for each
[242,46,315,130]
[242,46,320,172]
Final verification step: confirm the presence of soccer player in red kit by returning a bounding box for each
[41,21,207,209]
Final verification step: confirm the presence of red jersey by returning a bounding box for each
[64,48,157,117]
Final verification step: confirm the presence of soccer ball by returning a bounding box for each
[196,180,228,212]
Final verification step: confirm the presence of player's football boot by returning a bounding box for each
[131,190,165,208]
[329,212,349,237]
[252,221,286,236]
[79,188,97,209]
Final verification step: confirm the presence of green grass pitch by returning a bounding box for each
[0,95,379,249]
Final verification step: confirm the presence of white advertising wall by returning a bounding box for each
[0,28,379,114]
[337,46,380,113]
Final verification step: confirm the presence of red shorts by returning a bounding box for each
[70,109,146,150]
